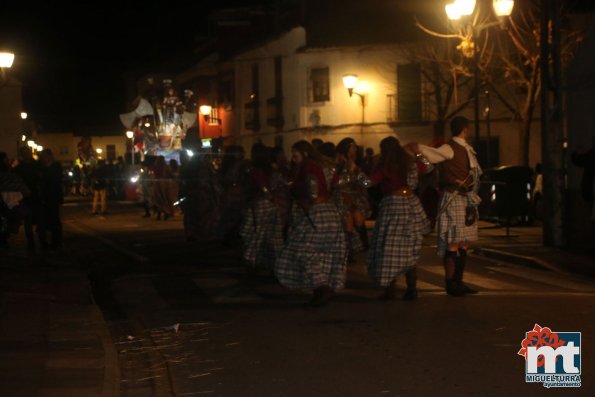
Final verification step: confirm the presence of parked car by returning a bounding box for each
[478,165,535,225]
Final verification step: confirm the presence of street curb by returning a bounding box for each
[91,306,121,397]
[472,247,567,274]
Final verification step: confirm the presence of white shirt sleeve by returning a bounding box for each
[419,144,454,164]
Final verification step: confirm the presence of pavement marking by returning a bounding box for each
[486,265,595,292]
[422,265,523,290]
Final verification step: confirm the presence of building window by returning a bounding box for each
[386,94,397,122]
[397,63,422,122]
[219,77,234,110]
[251,64,259,100]
[208,107,220,126]
[274,56,283,98]
[309,67,330,103]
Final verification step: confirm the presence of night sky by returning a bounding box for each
[0,1,251,135]
[1,1,593,136]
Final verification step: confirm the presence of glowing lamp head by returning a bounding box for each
[27,140,35,148]
[0,52,15,68]
[493,0,514,16]
[199,105,212,116]
[342,74,359,97]
[20,112,27,120]
[21,135,26,142]
[445,2,462,20]
[186,149,194,157]
[36,145,43,152]
[455,0,476,16]
[96,148,103,154]
[126,130,134,139]
[144,122,151,127]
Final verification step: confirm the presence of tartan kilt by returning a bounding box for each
[240,199,284,270]
[436,191,478,256]
[367,195,430,287]
[275,202,347,290]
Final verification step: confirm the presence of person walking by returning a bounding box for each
[417,116,482,297]
[91,160,108,215]
[358,137,432,300]
[13,147,42,250]
[151,156,175,220]
[38,149,63,250]
[0,152,30,246]
[275,140,347,307]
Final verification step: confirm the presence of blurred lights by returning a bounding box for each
[126,130,134,139]
[130,175,139,183]
[186,149,194,157]
[20,112,27,120]
[27,140,35,148]
[21,135,26,142]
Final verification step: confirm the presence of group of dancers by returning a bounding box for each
[182,116,483,307]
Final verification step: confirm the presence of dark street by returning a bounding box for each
[2,201,593,396]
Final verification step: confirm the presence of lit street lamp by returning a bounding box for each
[126,130,134,166]
[444,0,514,163]
[342,74,366,135]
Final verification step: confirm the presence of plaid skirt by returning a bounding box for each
[275,202,347,290]
[240,199,284,270]
[367,195,430,287]
[436,192,478,256]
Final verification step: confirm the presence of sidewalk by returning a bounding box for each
[473,220,595,278]
[0,236,118,397]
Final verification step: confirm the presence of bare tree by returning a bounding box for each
[415,0,583,165]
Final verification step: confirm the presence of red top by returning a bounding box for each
[291,159,330,204]
[370,162,428,195]
[250,168,271,192]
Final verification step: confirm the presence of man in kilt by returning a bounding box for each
[418,116,482,297]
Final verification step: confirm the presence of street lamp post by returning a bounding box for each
[445,0,514,158]
[126,130,134,166]
[342,74,366,136]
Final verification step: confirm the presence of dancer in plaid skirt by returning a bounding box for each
[358,137,432,300]
[418,116,482,297]
[335,138,370,257]
[241,143,284,274]
[275,140,347,307]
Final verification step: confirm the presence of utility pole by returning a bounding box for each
[540,0,565,247]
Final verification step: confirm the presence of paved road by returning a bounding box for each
[62,201,595,397]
